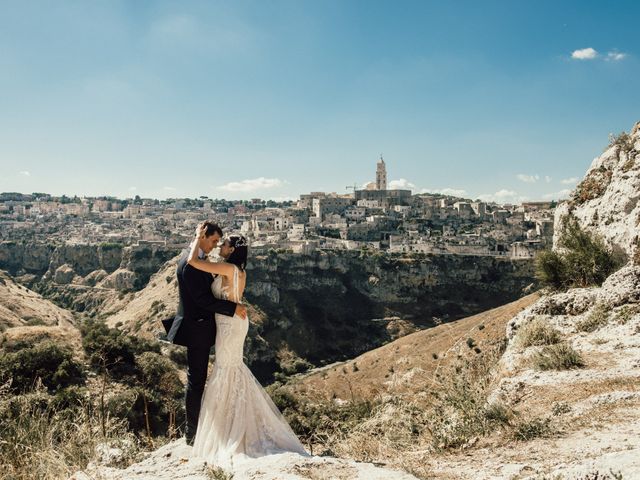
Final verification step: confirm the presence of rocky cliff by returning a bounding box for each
[555,121,640,261]
[0,241,181,290]
[244,250,535,365]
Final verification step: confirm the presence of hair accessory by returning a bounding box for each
[233,236,248,248]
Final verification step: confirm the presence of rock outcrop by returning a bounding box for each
[554,121,640,261]
[71,439,419,480]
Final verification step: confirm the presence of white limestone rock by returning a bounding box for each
[71,439,420,480]
[554,121,640,261]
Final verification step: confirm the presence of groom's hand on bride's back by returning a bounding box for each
[235,304,247,319]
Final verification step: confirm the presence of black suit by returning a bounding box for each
[167,253,236,442]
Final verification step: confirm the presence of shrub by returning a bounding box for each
[531,343,585,371]
[576,304,610,333]
[0,342,84,393]
[512,416,550,440]
[80,320,160,378]
[517,318,562,347]
[535,216,622,290]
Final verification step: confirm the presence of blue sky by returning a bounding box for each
[1,0,638,202]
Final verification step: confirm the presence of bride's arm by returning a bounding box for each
[187,224,235,277]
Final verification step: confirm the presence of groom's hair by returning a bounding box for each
[202,221,223,238]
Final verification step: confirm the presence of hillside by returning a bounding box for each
[290,292,540,401]
[0,269,80,350]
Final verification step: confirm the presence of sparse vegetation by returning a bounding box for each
[576,303,610,333]
[512,416,551,440]
[572,165,613,205]
[0,384,143,480]
[517,317,563,347]
[531,343,585,371]
[616,305,638,325]
[535,215,622,290]
[206,465,235,479]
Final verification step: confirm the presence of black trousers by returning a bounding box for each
[185,345,211,441]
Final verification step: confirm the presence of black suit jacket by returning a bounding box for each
[164,253,237,349]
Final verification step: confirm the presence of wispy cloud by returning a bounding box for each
[389,178,416,190]
[516,174,539,183]
[163,186,177,191]
[18,171,30,176]
[560,177,579,185]
[218,177,286,192]
[544,176,552,183]
[128,186,137,191]
[606,51,627,61]
[145,13,260,57]
[477,189,527,204]
[571,47,598,60]
[421,187,467,197]
[542,189,572,200]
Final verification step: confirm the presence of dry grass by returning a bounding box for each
[0,383,150,480]
[517,317,563,347]
[577,304,610,333]
[531,343,585,371]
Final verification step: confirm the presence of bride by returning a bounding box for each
[186,225,307,469]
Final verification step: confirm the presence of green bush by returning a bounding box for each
[80,320,160,378]
[535,216,622,290]
[0,342,84,393]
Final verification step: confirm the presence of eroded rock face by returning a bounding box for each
[0,242,181,291]
[99,269,137,291]
[53,264,75,285]
[554,121,640,261]
[245,251,536,365]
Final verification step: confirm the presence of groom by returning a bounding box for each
[164,221,247,445]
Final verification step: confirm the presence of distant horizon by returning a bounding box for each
[0,188,563,205]
[1,1,638,202]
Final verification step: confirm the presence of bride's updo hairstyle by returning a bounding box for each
[226,235,248,271]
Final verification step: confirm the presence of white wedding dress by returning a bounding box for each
[191,265,307,469]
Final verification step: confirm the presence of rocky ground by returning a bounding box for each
[70,439,420,480]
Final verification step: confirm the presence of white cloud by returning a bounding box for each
[606,51,627,61]
[389,178,416,190]
[477,189,527,204]
[18,171,30,176]
[421,188,468,197]
[218,177,286,192]
[516,174,540,183]
[571,47,598,60]
[542,189,572,200]
[128,186,137,191]
[163,186,177,191]
[544,176,552,183]
[560,177,579,185]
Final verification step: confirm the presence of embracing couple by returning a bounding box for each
[164,221,306,469]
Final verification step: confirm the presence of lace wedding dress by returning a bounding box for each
[191,265,307,468]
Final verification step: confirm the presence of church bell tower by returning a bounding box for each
[376,155,387,190]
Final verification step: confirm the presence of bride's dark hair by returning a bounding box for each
[226,235,248,271]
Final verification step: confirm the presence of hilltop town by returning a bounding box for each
[0,157,555,259]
